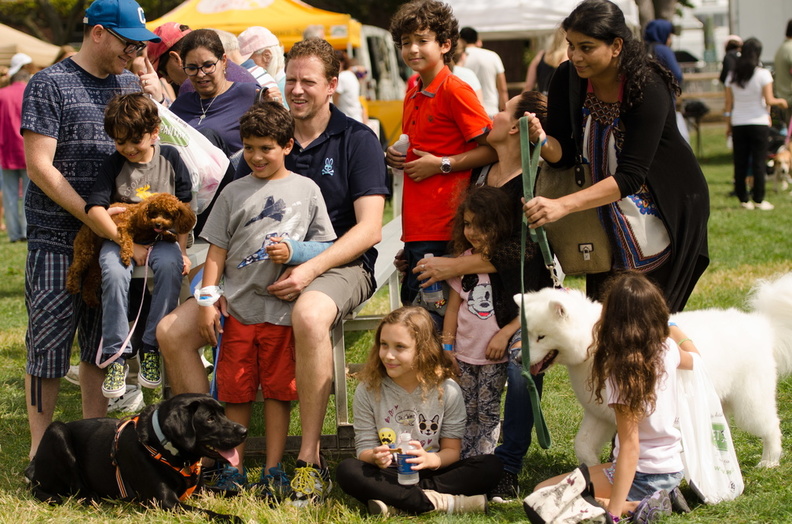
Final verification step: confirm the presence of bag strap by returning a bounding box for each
[568,66,588,187]
[518,115,553,449]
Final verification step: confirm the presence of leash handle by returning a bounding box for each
[95,247,153,369]
[518,116,553,449]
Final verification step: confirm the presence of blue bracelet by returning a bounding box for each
[443,344,454,352]
[668,321,677,327]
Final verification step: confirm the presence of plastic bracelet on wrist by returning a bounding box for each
[443,343,454,352]
[677,338,692,346]
[194,285,223,306]
[668,321,677,327]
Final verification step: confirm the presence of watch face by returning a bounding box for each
[441,158,451,173]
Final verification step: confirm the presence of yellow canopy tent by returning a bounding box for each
[146,0,361,51]
[0,23,60,69]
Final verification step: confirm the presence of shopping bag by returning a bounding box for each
[676,353,744,504]
[155,101,229,214]
[523,464,612,523]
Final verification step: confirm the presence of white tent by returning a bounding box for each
[0,24,60,68]
[444,0,641,40]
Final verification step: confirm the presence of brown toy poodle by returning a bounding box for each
[66,193,196,307]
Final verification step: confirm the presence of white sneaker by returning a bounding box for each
[756,200,775,210]
[64,365,80,385]
[740,201,755,210]
[107,384,145,413]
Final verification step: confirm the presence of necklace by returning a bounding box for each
[198,95,218,125]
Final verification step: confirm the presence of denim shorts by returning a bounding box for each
[604,463,684,501]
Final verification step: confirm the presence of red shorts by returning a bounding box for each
[215,315,297,403]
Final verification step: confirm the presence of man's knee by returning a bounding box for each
[292,292,337,337]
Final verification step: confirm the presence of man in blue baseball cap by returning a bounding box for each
[20,0,163,459]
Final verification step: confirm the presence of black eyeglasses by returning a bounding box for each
[182,60,220,77]
[104,27,147,55]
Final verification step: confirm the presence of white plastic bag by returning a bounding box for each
[155,101,229,214]
[677,353,744,504]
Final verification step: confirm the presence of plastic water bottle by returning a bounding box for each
[391,134,410,177]
[396,432,419,485]
[420,254,444,307]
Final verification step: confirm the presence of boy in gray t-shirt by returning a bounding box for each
[197,102,335,493]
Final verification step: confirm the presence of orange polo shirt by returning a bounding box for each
[401,66,491,242]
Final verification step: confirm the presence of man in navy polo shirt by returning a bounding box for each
[157,38,388,503]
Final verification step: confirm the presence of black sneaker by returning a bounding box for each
[669,486,692,513]
[489,470,519,502]
[287,458,332,507]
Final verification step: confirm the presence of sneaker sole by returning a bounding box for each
[102,386,127,399]
[137,373,162,389]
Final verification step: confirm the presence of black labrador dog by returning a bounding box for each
[25,393,247,522]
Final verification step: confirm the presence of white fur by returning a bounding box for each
[515,273,792,468]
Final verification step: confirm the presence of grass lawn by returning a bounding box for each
[1,123,792,522]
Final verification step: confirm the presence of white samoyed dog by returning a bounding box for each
[516,273,792,468]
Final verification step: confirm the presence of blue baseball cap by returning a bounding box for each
[83,0,161,43]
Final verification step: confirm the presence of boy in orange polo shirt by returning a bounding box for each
[386,0,493,311]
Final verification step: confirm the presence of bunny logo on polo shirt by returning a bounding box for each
[321,157,334,176]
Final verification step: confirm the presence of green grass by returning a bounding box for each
[2,124,792,522]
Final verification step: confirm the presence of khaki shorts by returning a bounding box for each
[304,259,375,326]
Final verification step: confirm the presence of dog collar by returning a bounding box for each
[153,408,180,456]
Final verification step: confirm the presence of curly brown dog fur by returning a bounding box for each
[66,193,196,307]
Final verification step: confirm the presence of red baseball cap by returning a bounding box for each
[147,22,191,71]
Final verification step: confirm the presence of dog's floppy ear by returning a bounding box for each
[174,202,197,235]
[129,199,149,232]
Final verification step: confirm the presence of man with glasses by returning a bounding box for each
[21,0,161,459]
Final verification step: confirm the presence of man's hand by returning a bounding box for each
[267,264,318,301]
[132,244,150,266]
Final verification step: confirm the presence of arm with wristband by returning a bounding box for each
[441,289,462,376]
[196,244,227,347]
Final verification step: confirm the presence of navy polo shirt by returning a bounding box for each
[236,105,389,274]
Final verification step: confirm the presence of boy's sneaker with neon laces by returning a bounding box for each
[102,362,128,399]
[204,464,247,494]
[64,364,80,385]
[253,463,291,499]
[632,489,672,524]
[288,458,332,507]
[138,351,162,388]
[107,384,145,413]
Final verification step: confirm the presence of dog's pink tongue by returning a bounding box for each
[219,448,240,468]
[529,362,543,376]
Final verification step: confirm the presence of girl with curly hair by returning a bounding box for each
[442,186,514,458]
[522,0,710,313]
[534,272,699,523]
[336,306,503,516]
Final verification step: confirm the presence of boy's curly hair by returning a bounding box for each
[104,93,160,142]
[389,0,458,65]
[239,101,294,148]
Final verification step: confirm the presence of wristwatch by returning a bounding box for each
[440,156,452,174]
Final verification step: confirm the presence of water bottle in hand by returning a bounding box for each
[391,134,410,177]
[396,432,419,485]
[420,254,444,308]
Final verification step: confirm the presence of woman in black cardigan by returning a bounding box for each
[522,0,709,312]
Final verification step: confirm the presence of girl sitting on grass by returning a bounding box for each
[335,306,503,516]
[533,272,698,523]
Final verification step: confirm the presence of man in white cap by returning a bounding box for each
[21,0,162,459]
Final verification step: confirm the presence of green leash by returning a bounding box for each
[517,116,560,449]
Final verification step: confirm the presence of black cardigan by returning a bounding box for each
[545,61,709,312]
